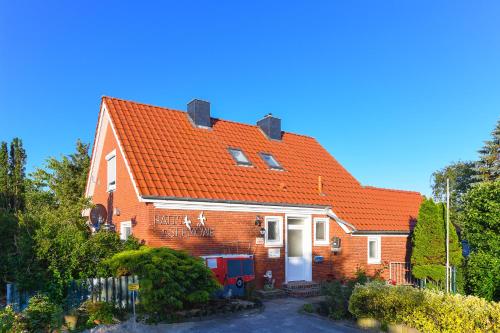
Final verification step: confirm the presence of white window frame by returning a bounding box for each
[106,150,116,192]
[367,236,381,264]
[264,216,283,247]
[313,218,329,246]
[228,148,252,166]
[120,221,132,240]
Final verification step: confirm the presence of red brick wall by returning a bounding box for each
[89,121,411,288]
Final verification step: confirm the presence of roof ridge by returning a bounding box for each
[364,185,421,195]
[102,95,315,139]
[102,95,186,114]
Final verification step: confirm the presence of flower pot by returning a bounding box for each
[64,315,78,330]
[357,317,380,330]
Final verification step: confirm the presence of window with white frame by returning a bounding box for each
[106,150,116,192]
[367,236,381,264]
[314,218,329,245]
[120,221,132,240]
[264,216,283,247]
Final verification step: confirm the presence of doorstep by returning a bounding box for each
[282,280,321,298]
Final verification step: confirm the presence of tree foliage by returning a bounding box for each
[462,181,500,301]
[431,161,476,229]
[411,198,462,284]
[475,119,500,183]
[0,139,142,303]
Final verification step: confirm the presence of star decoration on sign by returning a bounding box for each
[197,211,206,226]
[184,216,192,230]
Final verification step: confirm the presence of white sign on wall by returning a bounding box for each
[255,237,264,245]
[268,248,280,258]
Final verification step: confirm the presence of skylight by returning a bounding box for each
[228,148,252,166]
[260,153,282,170]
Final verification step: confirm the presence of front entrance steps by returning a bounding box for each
[282,280,321,298]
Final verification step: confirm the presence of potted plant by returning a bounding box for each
[64,308,79,330]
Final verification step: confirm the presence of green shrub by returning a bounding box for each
[320,281,352,319]
[82,301,116,326]
[101,246,220,320]
[24,294,63,332]
[319,268,382,320]
[0,306,16,333]
[349,281,500,332]
[302,303,314,313]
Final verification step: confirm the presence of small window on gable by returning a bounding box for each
[260,153,282,170]
[120,221,132,240]
[314,218,329,246]
[228,148,252,166]
[367,236,381,264]
[106,150,116,192]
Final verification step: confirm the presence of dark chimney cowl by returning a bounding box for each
[187,99,211,128]
[257,113,282,140]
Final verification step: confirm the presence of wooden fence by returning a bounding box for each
[6,276,138,312]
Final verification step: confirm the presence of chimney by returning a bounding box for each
[187,99,211,128]
[257,113,281,140]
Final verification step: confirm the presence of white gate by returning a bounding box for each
[389,262,417,285]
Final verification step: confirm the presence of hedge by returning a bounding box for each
[100,246,220,321]
[349,282,500,333]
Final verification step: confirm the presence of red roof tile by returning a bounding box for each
[102,97,422,232]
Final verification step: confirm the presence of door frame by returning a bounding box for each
[284,214,312,282]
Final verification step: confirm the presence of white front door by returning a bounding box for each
[286,217,312,282]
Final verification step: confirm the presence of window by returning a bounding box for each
[120,221,132,240]
[106,150,116,191]
[367,236,381,264]
[228,148,252,166]
[264,216,283,247]
[314,218,329,245]
[260,153,283,169]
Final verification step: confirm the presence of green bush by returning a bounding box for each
[302,303,314,313]
[349,282,500,332]
[466,251,500,301]
[0,306,15,333]
[24,294,63,332]
[82,300,116,326]
[101,246,220,320]
[319,268,382,320]
[320,281,352,319]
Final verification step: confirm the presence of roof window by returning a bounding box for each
[228,148,252,166]
[260,153,283,170]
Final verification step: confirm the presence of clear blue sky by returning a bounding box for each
[1,1,499,196]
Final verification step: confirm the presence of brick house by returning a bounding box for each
[85,97,422,287]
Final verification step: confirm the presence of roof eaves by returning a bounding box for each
[141,195,330,209]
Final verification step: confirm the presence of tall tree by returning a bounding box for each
[475,119,500,183]
[9,138,27,211]
[0,142,9,211]
[411,198,462,286]
[462,181,500,301]
[431,161,476,229]
[29,140,92,300]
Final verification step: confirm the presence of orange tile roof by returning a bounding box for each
[102,96,422,232]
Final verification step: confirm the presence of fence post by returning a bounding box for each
[6,283,12,307]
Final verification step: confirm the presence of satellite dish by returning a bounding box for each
[90,204,107,227]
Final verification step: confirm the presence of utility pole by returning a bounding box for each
[446,178,450,293]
